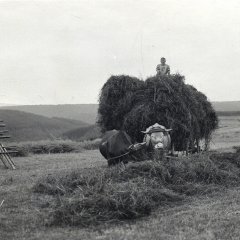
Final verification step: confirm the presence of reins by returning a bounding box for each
[107,151,131,161]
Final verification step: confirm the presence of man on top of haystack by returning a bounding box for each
[156,57,170,76]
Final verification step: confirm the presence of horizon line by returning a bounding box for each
[0,100,240,107]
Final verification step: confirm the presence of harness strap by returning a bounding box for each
[107,151,130,161]
[106,142,146,161]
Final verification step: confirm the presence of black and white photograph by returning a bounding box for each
[0,0,240,239]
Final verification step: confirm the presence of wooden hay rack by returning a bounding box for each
[0,120,17,170]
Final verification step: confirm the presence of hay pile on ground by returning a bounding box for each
[8,139,101,157]
[98,74,218,150]
[33,151,240,227]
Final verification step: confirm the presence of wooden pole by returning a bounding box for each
[0,136,11,139]
[0,120,17,170]
[0,154,9,169]
[0,130,8,134]
[0,144,16,170]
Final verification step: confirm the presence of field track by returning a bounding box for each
[1,149,240,240]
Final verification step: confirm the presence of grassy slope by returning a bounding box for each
[1,101,240,125]
[211,115,240,150]
[212,101,240,112]
[61,125,101,141]
[1,151,240,240]
[0,109,88,142]
[1,104,98,125]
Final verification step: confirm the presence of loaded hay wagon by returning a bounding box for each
[98,74,218,164]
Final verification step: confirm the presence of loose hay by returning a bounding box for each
[98,74,218,150]
[33,151,240,227]
[7,139,101,156]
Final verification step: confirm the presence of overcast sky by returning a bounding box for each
[0,0,239,105]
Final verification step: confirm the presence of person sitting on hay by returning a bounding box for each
[156,57,170,76]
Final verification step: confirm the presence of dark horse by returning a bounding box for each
[99,130,146,166]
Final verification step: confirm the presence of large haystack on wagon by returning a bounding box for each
[98,74,218,153]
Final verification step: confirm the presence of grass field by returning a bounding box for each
[1,151,240,240]
[1,116,240,240]
[211,115,240,150]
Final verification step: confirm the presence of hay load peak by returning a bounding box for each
[98,74,218,151]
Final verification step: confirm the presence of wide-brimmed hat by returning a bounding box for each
[141,123,172,134]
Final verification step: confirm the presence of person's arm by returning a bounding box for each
[156,64,160,74]
[167,65,170,75]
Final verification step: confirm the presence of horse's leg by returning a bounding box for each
[171,143,175,156]
[196,139,200,153]
[186,140,189,156]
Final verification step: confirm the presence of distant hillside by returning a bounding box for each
[1,104,98,124]
[212,101,240,112]
[0,110,88,142]
[4,101,239,143]
[216,111,240,116]
[62,125,102,141]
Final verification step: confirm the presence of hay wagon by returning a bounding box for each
[98,74,218,157]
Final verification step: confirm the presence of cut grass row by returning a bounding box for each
[6,139,101,157]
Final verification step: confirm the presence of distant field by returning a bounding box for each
[217,111,240,116]
[62,125,101,141]
[212,101,240,112]
[1,110,238,148]
[2,101,240,125]
[1,101,240,143]
[211,115,240,150]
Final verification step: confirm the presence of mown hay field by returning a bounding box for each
[211,115,240,150]
[0,116,240,240]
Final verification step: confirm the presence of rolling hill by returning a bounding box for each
[1,104,98,124]
[2,102,240,125]
[1,101,240,142]
[0,110,89,142]
[62,125,102,141]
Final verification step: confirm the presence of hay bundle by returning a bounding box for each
[98,74,218,150]
[98,75,145,131]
